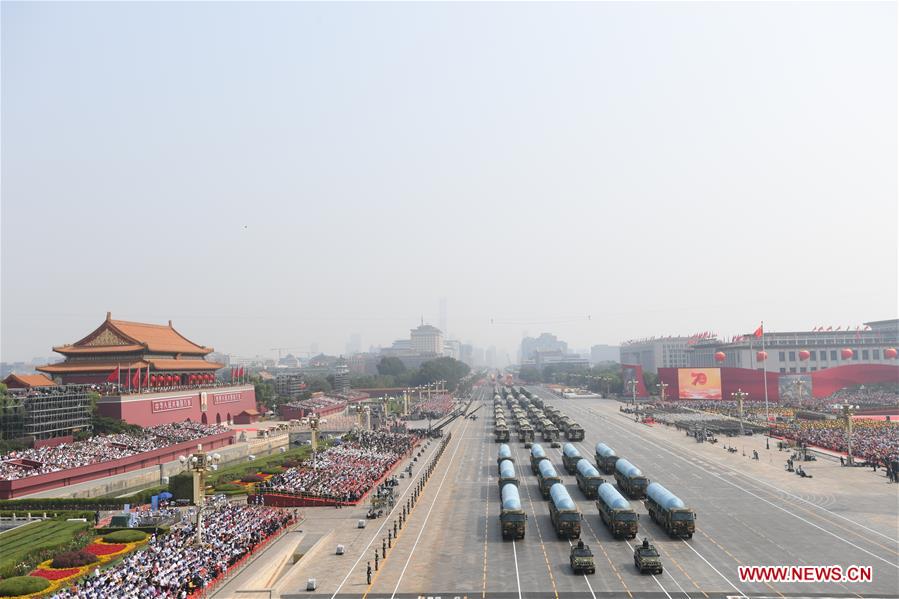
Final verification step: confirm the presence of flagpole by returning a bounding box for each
[762,321,770,425]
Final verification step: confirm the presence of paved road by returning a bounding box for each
[268,384,898,598]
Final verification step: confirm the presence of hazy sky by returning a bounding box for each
[2,1,896,363]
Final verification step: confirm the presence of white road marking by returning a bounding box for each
[596,411,899,570]
[586,403,898,545]
[330,428,447,598]
[511,539,523,599]
[389,418,471,598]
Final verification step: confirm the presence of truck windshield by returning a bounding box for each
[672,512,693,521]
[504,513,526,522]
[561,513,580,522]
[616,512,637,521]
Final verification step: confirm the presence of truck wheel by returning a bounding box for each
[686,533,693,539]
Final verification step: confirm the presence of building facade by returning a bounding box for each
[37,313,223,385]
[410,324,444,355]
[689,319,899,374]
[520,333,568,362]
[619,337,692,374]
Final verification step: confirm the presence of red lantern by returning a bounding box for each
[714,351,726,362]
[756,351,767,362]
[150,375,157,386]
[189,374,195,384]
[885,348,898,359]
[840,348,853,360]
[798,350,810,361]
[207,373,213,383]
[167,374,174,385]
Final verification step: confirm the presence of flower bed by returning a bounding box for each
[83,542,127,557]
[22,536,148,597]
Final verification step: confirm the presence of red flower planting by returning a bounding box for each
[32,567,82,580]
[85,542,127,556]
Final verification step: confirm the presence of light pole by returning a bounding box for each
[179,445,221,545]
[657,382,669,403]
[626,379,637,410]
[731,388,748,437]
[301,415,328,452]
[841,403,859,465]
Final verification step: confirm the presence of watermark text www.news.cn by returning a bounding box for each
[739,565,873,583]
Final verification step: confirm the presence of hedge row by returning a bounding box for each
[0,485,168,511]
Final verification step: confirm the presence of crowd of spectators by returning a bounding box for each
[0,422,229,481]
[50,501,295,599]
[410,394,454,419]
[770,419,899,467]
[265,430,418,503]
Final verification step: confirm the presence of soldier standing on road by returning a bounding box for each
[367,562,372,584]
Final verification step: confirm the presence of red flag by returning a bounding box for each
[142,369,149,388]
[131,368,140,389]
[239,366,245,379]
[753,324,763,338]
[106,366,120,383]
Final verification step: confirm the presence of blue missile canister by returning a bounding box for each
[501,483,522,511]
[597,482,631,510]
[531,444,546,459]
[499,459,516,479]
[538,459,559,478]
[576,459,600,478]
[595,443,616,458]
[562,443,581,458]
[549,483,577,511]
[646,482,686,510]
[615,458,642,478]
[498,444,512,461]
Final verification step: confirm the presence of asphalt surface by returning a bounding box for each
[277,384,898,599]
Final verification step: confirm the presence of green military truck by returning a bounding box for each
[530,443,549,474]
[561,443,583,473]
[519,425,535,444]
[494,424,510,443]
[548,483,582,539]
[498,459,519,489]
[575,459,605,499]
[542,424,561,445]
[614,458,649,499]
[645,482,695,538]
[500,483,527,540]
[596,482,638,539]
[566,423,585,442]
[537,459,563,499]
[594,443,618,474]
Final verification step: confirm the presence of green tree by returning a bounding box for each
[252,376,276,409]
[377,357,407,377]
[411,357,470,390]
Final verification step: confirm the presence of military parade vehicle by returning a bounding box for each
[614,458,649,499]
[594,443,618,474]
[565,422,585,441]
[530,443,549,474]
[645,482,695,538]
[496,443,514,472]
[570,540,596,575]
[498,458,520,489]
[575,458,605,499]
[548,483,582,539]
[634,538,663,574]
[542,423,561,446]
[561,443,583,473]
[537,459,563,499]
[596,482,638,538]
[519,425,535,444]
[500,483,527,540]
[494,423,510,443]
